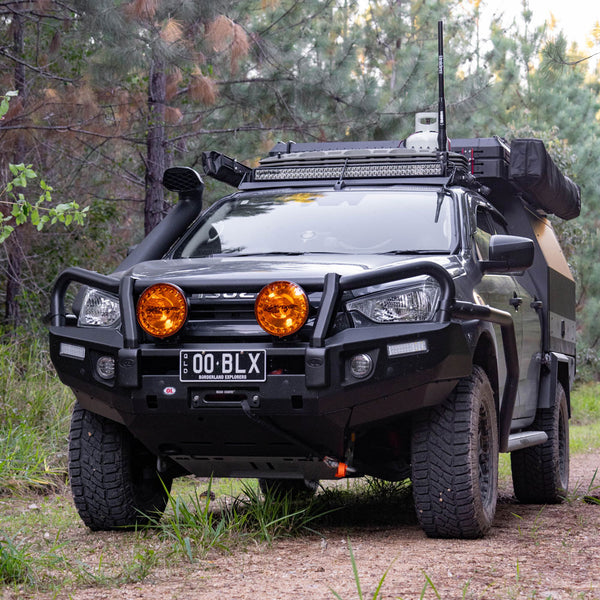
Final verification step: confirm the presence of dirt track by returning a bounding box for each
[6,451,593,600]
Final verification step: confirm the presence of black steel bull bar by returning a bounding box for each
[50,259,518,451]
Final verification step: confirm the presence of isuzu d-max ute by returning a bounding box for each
[49,115,579,538]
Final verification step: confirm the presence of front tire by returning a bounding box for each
[69,403,172,530]
[411,366,499,538]
[511,382,569,503]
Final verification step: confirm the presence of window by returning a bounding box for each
[475,207,493,260]
[474,203,509,261]
[172,189,457,258]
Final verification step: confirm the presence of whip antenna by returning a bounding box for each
[437,20,447,152]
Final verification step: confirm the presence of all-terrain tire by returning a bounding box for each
[258,478,318,499]
[511,382,569,504]
[411,366,498,538]
[68,403,172,530]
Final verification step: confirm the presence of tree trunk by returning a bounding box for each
[4,11,27,329]
[144,53,168,235]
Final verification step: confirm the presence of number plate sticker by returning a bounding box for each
[180,350,266,382]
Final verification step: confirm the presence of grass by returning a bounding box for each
[2,332,597,499]
[569,383,600,425]
[147,479,238,561]
[1,335,600,596]
[0,337,73,493]
[330,539,397,600]
[0,534,36,586]
[567,383,600,454]
[564,468,600,505]
[0,493,167,593]
[230,480,328,543]
[312,477,416,527]
[147,478,337,561]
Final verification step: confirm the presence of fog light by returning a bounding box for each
[59,343,85,360]
[255,281,309,337]
[387,340,428,357]
[137,283,188,338]
[96,355,116,380]
[349,353,373,379]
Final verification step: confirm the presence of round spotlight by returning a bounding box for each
[349,353,373,379]
[137,283,188,338]
[96,355,116,380]
[255,281,309,337]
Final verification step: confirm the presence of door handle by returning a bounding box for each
[509,296,523,310]
[530,300,543,310]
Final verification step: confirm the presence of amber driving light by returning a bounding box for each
[136,283,188,338]
[255,281,309,337]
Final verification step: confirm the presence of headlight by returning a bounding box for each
[346,278,441,323]
[77,288,121,327]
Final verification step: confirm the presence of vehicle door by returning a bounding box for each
[472,202,540,422]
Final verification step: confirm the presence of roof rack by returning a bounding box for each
[202,146,471,190]
[201,136,580,221]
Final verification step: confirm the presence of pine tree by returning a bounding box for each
[483,7,600,376]
[0,1,82,327]
[191,0,486,165]
[72,0,249,234]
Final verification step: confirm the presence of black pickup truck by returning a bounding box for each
[49,121,579,538]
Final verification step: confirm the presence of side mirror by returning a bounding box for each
[482,235,534,273]
[162,166,204,205]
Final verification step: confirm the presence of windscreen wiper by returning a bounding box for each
[228,251,307,256]
[381,250,450,255]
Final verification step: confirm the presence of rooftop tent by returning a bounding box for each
[509,139,581,221]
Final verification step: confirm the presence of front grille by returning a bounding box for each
[180,291,322,343]
[136,289,351,346]
[187,295,257,323]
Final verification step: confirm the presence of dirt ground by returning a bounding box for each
[5,451,600,600]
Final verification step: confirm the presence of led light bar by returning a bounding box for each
[60,342,86,360]
[254,162,445,181]
[387,340,428,357]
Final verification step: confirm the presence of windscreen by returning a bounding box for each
[172,189,455,258]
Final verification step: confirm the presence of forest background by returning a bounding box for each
[1,0,600,378]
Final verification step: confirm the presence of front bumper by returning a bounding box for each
[49,261,517,479]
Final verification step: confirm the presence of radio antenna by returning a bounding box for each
[437,20,448,153]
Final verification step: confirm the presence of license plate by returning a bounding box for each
[180,350,266,382]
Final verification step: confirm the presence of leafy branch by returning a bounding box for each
[0,92,88,243]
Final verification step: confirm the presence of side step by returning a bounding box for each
[506,431,548,452]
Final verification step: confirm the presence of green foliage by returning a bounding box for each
[570,421,600,454]
[218,0,485,157]
[482,12,600,372]
[0,1,596,377]
[0,526,158,592]
[64,546,158,587]
[148,478,328,561]
[570,383,600,425]
[0,337,73,493]
[0,162,88,243]
[0,93,88,243]
[312,477,415,527]
[232,480,325,544]
[0,533,36,586]
[148,479,237,561]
